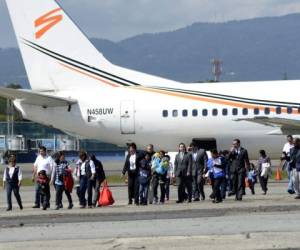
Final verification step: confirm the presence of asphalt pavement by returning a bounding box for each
[0,181,300,249]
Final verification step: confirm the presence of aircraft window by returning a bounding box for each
[162,110,168,117]
[202,109,208,116]
[264,107,270,115]
[212,109,218,116]
[287,107,293,114]
[242,108,248,115]
[172,110,178,117]
[192,109,198,117]
[182,109,188,117]
[254,108,260,115]
[232,108,238,116]
[222,109,228,116]
[276,107,281,114]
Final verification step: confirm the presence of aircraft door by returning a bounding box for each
[120,100,135,134]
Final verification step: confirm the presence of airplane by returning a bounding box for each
[2,0,299,158]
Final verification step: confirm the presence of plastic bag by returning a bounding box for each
[98,181,114,206]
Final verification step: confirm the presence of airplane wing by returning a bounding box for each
[235,116,300,135]
[0,87,77,107]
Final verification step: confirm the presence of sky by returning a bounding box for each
[0,0,300,48]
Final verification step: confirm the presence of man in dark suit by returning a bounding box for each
[122,143,143,205]
[189,143,207,201]
[228,139,250,201]
[174,143,192,203]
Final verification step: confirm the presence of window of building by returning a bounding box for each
[254,108,260,115]
[242,108,248,115]
[202,109,208,116]
[162,110,168,117]
[182,109,188,117]
[212,109,218,116]
[172,110,178,117]
[192,109,198,117]
[287,107,293,114]
[232,108,238,116]
[264,107,270,115]
[276,107,281,114]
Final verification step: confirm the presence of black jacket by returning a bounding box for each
[174,152,192,177]
[228,147,250,173]
[189,149,207,177]
[122,151,144,177]
[93,159,106,181]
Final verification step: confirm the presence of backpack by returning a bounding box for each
[64,168,74,193]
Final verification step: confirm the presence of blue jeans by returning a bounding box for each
[79,176,94,206]
[6,183,22,209]
[139,183,149,205]
[287,169,294,192]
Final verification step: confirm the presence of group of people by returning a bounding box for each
[121,139,273,206]
[281,135,300,199]
[2,146,106,211]
[2,135,300,211]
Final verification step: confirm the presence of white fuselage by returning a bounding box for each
[14,80,300,159]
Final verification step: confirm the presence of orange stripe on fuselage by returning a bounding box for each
[58,61,295,113]
[59,62,120,87]
[135,86,277,112]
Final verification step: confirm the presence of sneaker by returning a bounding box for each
[68,204,73,209]
[288,190,295,194]
[6,207,12,211]
[294,196,300,199]
[32,205,40,209]
[19,205,23,210]
[80,205,86,209]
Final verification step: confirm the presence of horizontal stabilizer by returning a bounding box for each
[235,116,300,135]
[0,87,77,107]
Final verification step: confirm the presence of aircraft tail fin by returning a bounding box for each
[5,0,178,91]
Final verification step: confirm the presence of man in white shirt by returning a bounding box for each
[32,146,55,209]
[282,135,295,194]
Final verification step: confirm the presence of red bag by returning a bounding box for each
[64,169,74,193]
[98,181,114,206]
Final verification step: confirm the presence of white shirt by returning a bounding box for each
[283,142,294,156]
[34,155,55,175]
[193,152,198,161]
[129,154,136,170]
[3,166,22,181]
[80,159,96,176]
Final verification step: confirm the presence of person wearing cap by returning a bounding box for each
[3,155,23,211]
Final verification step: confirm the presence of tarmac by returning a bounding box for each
[0,181,300,249]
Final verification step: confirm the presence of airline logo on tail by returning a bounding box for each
[35,8,63,39]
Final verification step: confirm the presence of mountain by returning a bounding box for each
[1,14,300,88]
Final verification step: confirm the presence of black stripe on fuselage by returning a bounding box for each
[150,86,300,108]
[21,38,140,87]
